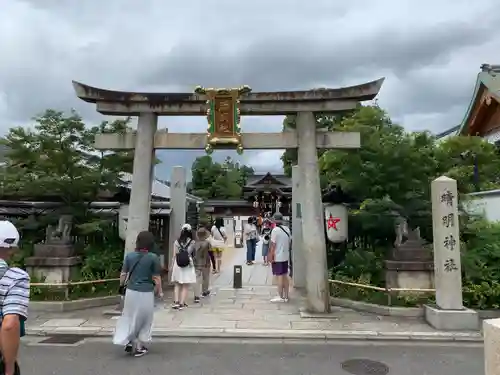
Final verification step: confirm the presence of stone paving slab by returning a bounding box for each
[25,325,483,342]
[25,245,484,343]
[40,318,86,327]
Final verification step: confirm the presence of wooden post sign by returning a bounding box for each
[194,86,251,154]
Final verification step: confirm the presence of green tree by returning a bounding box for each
[0,109,135,203]
[436,135,500,193]
[282,104,500,242]
[191,155,254,199]
[281,105,437,239]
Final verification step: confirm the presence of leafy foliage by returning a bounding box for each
[461,218,500,309]
[191,155,254,199]
[281,104,500,309]
[0,109,136,203]
[282,104,500,242]
[0,109,141,300]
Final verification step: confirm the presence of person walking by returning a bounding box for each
[114,231,162,357]
[261,220,272,266]
[208,245,217,274]
[210,218,227,273]
[268,213,291,303]
[193,222,212,303]
[170,224,196,309]
[243,217,258,265]
[0,220,29,375]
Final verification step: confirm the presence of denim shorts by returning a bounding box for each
[261,243,269,257]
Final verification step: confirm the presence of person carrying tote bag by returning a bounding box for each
[113,231,162,357]
[210,218,227,274]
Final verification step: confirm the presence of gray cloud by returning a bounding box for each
[143,17,497,92]
[2,0,500,179]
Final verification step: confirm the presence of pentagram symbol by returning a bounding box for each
[327,214,340,230]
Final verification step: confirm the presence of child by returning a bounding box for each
[193,223,212,303]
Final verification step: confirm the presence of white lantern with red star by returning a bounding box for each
[324,204,348,243]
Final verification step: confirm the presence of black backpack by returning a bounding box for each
[176,240,192,268]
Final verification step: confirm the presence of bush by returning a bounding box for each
[30,279,120,301]
[14,216,125,301]
[330,247,386,287]
[461,218,500,309]
[329,217,500,310]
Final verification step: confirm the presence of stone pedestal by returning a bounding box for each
[385,228,434,292]
[33,242,77,258]
[26,254,81,284]
[484,318,500,375]
[424,176,479,330]
[386,261,434,291]
[424,305,479,330]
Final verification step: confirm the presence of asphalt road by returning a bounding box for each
[19,338,483,375]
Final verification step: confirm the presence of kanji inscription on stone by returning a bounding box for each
[431,175,464,310]
[443,235,456,251]
[444,258,458,272]
[442,213,455,228]
[440,189,454,207]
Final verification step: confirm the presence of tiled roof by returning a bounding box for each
[459,64,500,134]
[246,172,291,187]
[436,125,460,139]
[119,172,202,202]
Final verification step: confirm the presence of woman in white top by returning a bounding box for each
[170,223,196,310]
[243,217,258,265]
[210,218,227,273]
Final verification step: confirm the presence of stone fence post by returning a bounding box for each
[484,319,500,375]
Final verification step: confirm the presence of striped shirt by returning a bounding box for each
[0,259,30,320]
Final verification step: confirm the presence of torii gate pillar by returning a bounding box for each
[296,112,331,312]
[124,113,157,255]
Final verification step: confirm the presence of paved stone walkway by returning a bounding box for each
[212,238,273,287]
[25,240,483,342]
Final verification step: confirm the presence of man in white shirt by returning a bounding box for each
[0,220,29,375]
[268,213,291,303]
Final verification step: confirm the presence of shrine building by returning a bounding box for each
[204,172,292,217]
[458,63,500,142]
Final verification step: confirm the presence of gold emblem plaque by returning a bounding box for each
[194,85,251,154]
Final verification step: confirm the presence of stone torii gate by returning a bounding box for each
[72,79,384,313]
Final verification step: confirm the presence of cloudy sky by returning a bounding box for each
[1,0,500,180]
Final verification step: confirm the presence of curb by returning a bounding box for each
[329,298,424,318]
[25,327,483,342]
[29,296,121,313]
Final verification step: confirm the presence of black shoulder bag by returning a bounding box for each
[118,254,145,295]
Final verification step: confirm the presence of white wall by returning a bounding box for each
[464,190,500,222]
[484,129,500,144]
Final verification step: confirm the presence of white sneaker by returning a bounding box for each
[270,296,285,303]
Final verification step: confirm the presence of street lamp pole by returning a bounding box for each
[460,151,479,192]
